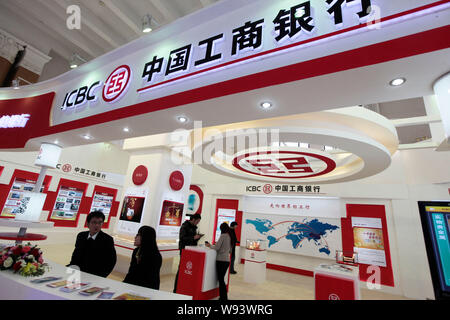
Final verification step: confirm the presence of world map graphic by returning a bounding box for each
[245,217,340,256]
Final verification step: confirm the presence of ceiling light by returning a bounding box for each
[142,14,153,33]
[389,77,406,86]
[69,53,87,69]
[260,102,273,109]
[82,134,92,140]
[123,127,130,132]
[177,116,188,123]
[12,79,20,89]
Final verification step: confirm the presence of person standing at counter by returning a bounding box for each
[205,222,232,301]
[123,226,162,290]
[173,213,203,292]
[68,211,117,278]
[229,221,240,274]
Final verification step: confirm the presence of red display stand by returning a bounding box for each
[314,264,360,300]
[176,246,229,300]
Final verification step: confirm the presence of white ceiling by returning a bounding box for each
[0,0,447,152]
[0,0,219,65]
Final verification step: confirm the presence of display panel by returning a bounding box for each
[119,196,145,223]
[1,177,47,218]
[159,200,183,227]
[50,186,84,221]
[90,192,114,223]
[419,201,450,300]
[214,208,236,243]
[351,217,386,267]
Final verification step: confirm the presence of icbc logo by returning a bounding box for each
[263,184,273,194]
[102,65,132,103]
[233,151,336,179]
[61,164,72,173]
[61,65,132,110]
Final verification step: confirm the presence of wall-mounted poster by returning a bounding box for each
[50,186,84,221]
[90,192,114,223]
[1,177,47,218]
[244,212,341,259]
[159,200,183,227]
[351,217,386,267]
[116,187,148,236]
[119,196,145,223]
[214,208,236,243]
[157,200,184,238]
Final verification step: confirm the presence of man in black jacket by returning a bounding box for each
[173,214,202,292]
[68,211,117,278]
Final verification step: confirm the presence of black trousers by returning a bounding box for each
[230,246,236,272]
[216,260,230,301]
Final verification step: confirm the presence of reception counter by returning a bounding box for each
[0,259,191,300]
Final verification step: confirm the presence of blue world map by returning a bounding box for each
[246,218,340,256]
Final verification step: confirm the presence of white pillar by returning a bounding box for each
[433,73,450,143]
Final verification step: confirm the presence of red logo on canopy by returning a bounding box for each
[233,151,336,179]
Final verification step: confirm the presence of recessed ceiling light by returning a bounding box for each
[54,140,59,144]
[389,77,406,86]
[82,134,92,140]
[177,116,188,123]
[260,102,273,109]
[123,127,130,132]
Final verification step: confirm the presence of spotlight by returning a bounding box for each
[389,77,406,87]
[142,14,153,33]
[260,102,273,109]
[177,116,188,123]
[69,53,87,69]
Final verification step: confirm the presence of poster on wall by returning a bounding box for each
[214,208,236,243]
[159,200,183,227]
[351,217,387,267]
[1,178,46,218]
[90,192,114,223]
[157,200,184,238]
[50,186,84,221]
[119,196,145,223]
[244,212,341,259]
[116,187,148,235]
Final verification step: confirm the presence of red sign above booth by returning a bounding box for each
[132,165,148,186]
[169,170,184,191]
[233,151,336,179]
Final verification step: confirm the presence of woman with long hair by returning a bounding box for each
[206,222,232,300]
[123,225,162,290]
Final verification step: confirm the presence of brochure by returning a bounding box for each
[60,282,90,293]
[46,280,68,288]
[79,287,108,296]
[113,293,150,300]
[30,276,63,284]
[97,291,115,300]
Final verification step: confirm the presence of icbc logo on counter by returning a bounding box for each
[60,65,132,110]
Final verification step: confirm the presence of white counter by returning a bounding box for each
[0,259,191,300]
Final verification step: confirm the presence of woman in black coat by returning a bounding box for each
[123,226,162,290]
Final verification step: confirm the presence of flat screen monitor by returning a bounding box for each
[418,201,450,300]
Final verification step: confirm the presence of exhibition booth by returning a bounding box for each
[0,0,449,300]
